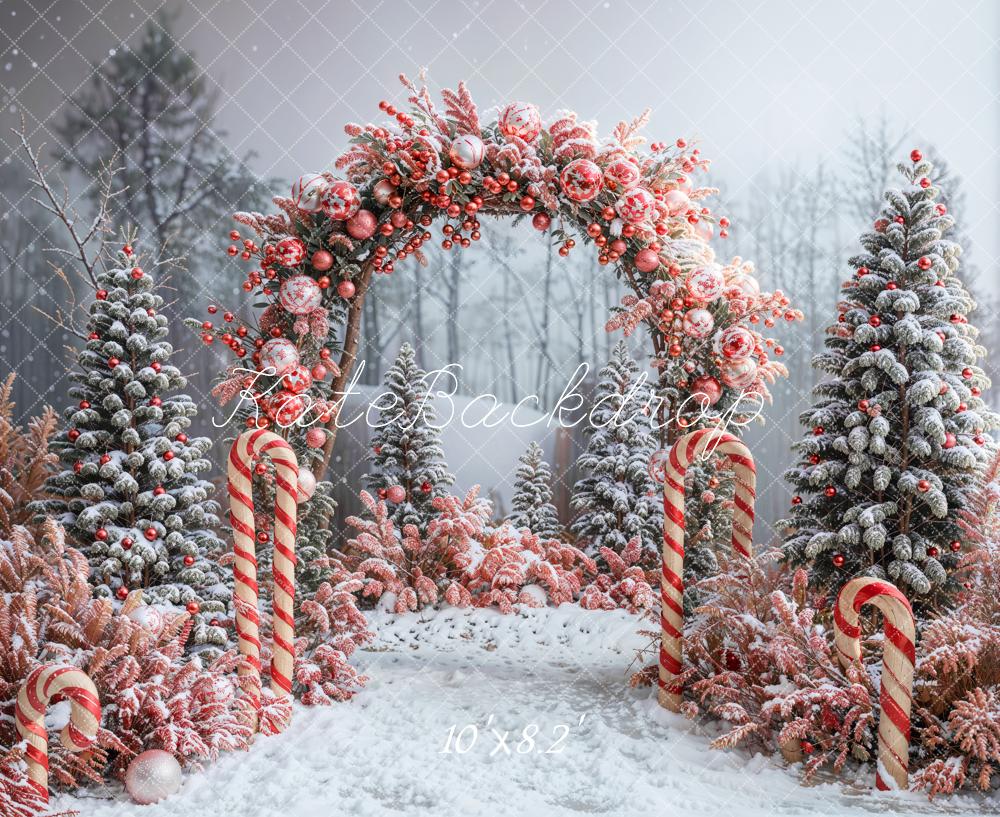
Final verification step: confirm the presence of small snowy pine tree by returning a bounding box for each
[782,151,998,603]
[571,341,662,564]
[507,441,562,540]
[363,342,454,532]
[33,247,228,647]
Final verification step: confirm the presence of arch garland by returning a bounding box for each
[202,73,802,492]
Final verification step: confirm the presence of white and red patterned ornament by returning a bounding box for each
[560,159,603,203]
[275,238,306,267]
[125,749,183,805]
[616,187,656,224]
[282,365,313,394]
[603,158,641,191]
[498,101,541,142]
[448,134,485,170]
[297,467,317,501]
[716,326,756,360]
[372,179,395,206]
[278,275,322,315]
[259,338,300,376]
[686,265,725,303]
[727,273,760,301]
[691,375,723,406]
[271,391,306,427]
[291,174,327,212]
[320,180,360,221]
[682,308,715,339]
[720,356,758,389]
[647,448,669,484]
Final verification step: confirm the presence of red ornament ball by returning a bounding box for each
[927,546,939,558]
[791,496,802,506]
[122,536,134,550]
[824,485,836,497]
[337,279,356,299]
[386,484,406,503]
[282,365,313,394]
[305,427,326,448]
[420,481,432,494]
[801,741,815,755]
[176,433,188,443]
[68,428,81,441]
[690,375,722,406]
[108,357,120,368]
[96,289,108,300]
[163,450,174,461]
[116,586,129,600]
[868,315,881,327]
[917,479,930,492]
[311,249,334,271]
[918,256,932,270]
[950,540,961,552]
[95,528,108,541]
[858,399,869,411]
[634,248,660,273]
[346,209,378,240]
[531,212,551,231]
[183,555,195,567]
[185,601,200,614]
[943,432,956,449]
[910,149,922,162]
[144,527,158,541]
[813,426,824,436]
[831,553,846,567]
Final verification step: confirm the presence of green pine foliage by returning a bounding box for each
[571,341,661,563]
[33,249,228,647]
[782,153,998,604]
[508,441,562,540]
[363,342,454,532]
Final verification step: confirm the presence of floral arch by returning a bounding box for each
[202,74,799,497]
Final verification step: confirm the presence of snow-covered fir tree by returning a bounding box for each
[782,151,998,603]
[33,247,227,647]
[364,342,454,532]
[571,341,662,564]
[507,441,562,540]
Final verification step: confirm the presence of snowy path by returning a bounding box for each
[62,607,994,816]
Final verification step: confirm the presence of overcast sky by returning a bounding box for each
[1,0,997,293]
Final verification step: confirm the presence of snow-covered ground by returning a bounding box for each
[61,607,995,816]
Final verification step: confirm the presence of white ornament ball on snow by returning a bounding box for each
[720,356,758,390]
[498,101,542,142]
[125,749,183,805]
[126,605,164,633]
[291,174,327,212]
[278,275,322,315]
[448,134,486,170]
[297,467,317,502]
[259,338,300,376]
[682,308,715,339]
[603,158,641,191]
[615,187,656,224]
[686,265,725,303]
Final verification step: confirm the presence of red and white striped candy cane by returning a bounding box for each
[835,577,916,791]
[228,428,298,730]
[16,664,101,802]
[658,428,755,712]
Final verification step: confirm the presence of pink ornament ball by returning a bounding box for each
[259,338,300,376]
[311,249,334,271]
[664,189,690,216]
[682,308,715,339]
[279,274,322,315]
[337,279,356,299]
[320,180,360,221]
[346,209,378,240]
[297,467,317,502]
[125,749,182,805]
[291,174,327,212]
[448,134,486,170]
[498,101,542,142]
[560,159,603,203]
[716,326,756,360]
[634,248,660,273]
[603,158,641,191]
[275,237,306,267]
[386,484,406,503]
[372,179,395,205]
[282,364,313,394]
[943,432,957,449]
[616,187,656,223]
[686,265,725,303]
[691,375,723,406]
[305,427,326,448]
[720,356,758,389]
[532,212,551,231]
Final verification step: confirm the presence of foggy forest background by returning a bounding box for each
[1,15,997,542]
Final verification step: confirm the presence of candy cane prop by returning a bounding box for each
[834,577,916,791]
[657,428,755,712]
[228,428,298,729]
[16,664,101,802]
